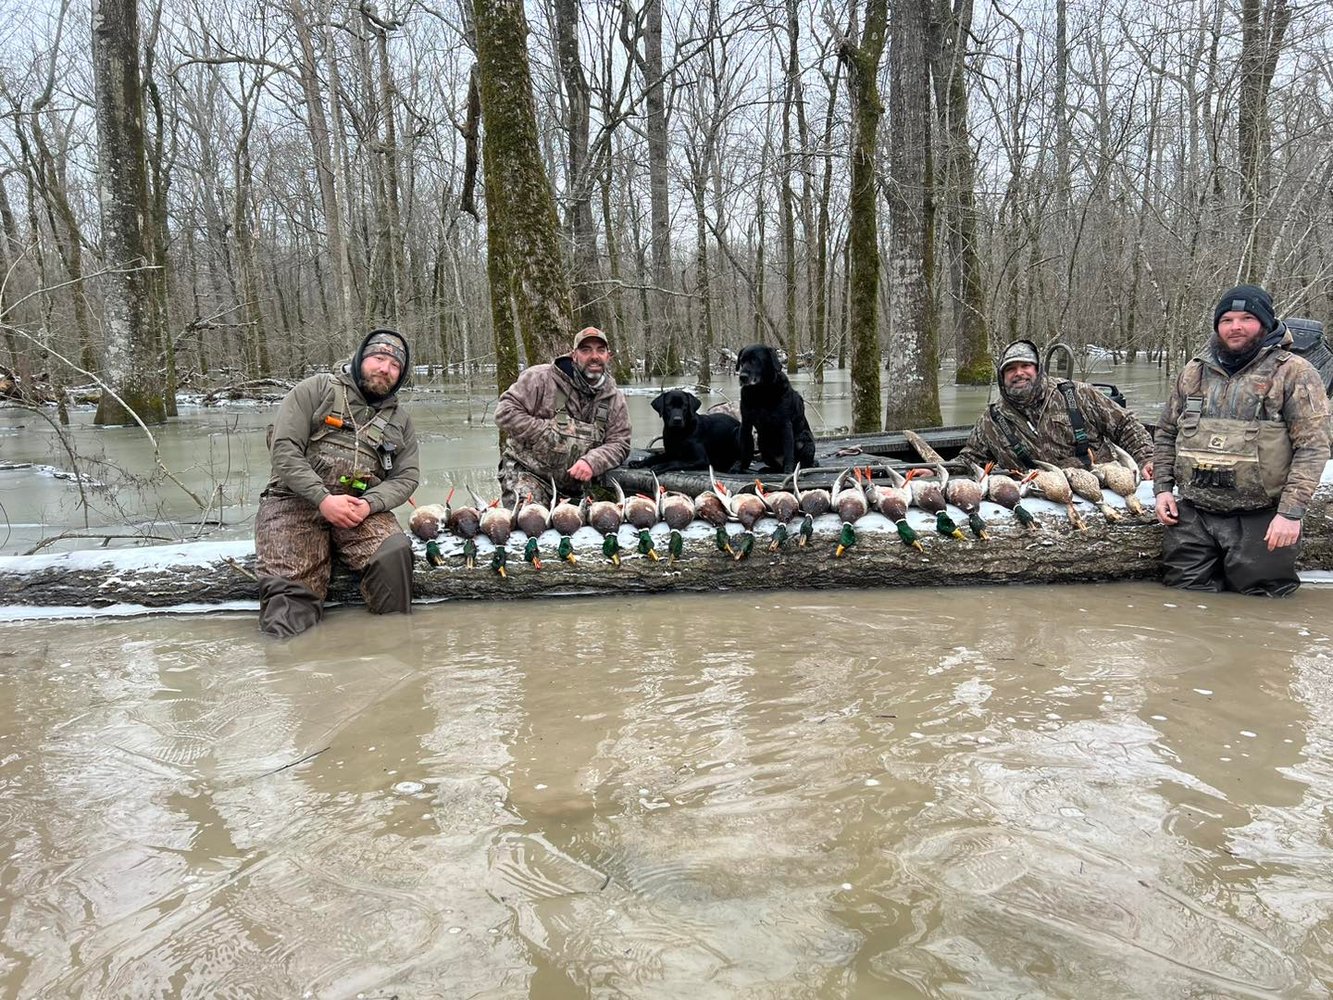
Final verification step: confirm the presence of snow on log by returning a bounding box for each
[2,478,1333,613]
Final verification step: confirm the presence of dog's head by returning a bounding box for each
[736,344,784,388]
[651,388,702,430]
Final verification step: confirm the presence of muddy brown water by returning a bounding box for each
[6,363,1333,996]
[3,584,1333,997]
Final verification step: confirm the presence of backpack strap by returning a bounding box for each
[1056,380,1094,470]
[989,404,1036,470]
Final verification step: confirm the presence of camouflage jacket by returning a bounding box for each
[494,357,631,486]
[265,370,419,514]
[958,379,1154,472]
[1154,339,1330,519]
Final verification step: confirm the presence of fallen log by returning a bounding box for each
[3,476,1333,614]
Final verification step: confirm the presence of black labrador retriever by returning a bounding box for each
[735,344,816,473]
[632,388,743,472]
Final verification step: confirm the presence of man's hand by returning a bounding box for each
[320,493,370,528]
[1154,492,1179,526]
[1265,513,1302,551]
[1141,461,1154,480]
[567,458,595,483]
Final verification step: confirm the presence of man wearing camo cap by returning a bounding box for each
[958,339,1155,476]
[1154,284,1330,595]
[494,326,631,507]
[255,328,420,636]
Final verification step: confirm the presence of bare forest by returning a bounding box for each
[1,0,1329,433]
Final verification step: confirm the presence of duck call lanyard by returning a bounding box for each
[321,379,394,489]
[991,380,1093,471]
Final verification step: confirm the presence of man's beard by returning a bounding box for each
[575,364,606,390]
[1003,375,1041,407]
[362,371,396,398]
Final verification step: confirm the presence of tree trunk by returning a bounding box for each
[932,0,990,386]
[91,0,166,426]
[473,0,574,367]
[884,0,940,428]
[841,0,888,433]
[10,480,1333,608]
[1237,0,1291,279]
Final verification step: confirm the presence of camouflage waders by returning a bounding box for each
[255,495,412,636]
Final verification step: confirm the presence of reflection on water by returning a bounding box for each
[0,362,1175,556]
[2,583,1332,997]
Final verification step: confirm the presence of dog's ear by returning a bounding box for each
[651,391,667,416]
[688,393,702,415]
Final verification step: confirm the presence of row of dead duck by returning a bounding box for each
[405,442,1149,575]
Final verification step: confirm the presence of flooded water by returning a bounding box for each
[10,358,1328,997]
[3,585,1333,997]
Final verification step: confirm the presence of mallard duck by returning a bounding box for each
[732,531,755,561]
[636,528,660,561]
[490,546,508,577]
[668,529,684,561]
[556,535,577,565]
[1059,461,1122,523]
[515,490,552,538]
[694,485,730,527]
[602,533,621,566]
[523,536,542,570]
[461,536,477,569]
[550,495,588,537]
[479,496,518,546]
[944,465,989,540]
[424,539,446,567]
[980,463,1037,530]
[714,525,735,555]
[1094,442,1147,518]
[794,464,831,517]
[757,481,800,522]
[834,521,857,557]
[620,478,659,531]
[587,491,623,536]
[716,480,767,530]
[654,472,696,530]
[832,468,869,524]
[878,467,924,551]
[1023,462,1086,530]
[446,487,484,541]
[408,502,448,541]
[910,464,965,539]
[768,522,790,552]
[797,512,814,547]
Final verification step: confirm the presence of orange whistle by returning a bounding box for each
[324,415,344,428]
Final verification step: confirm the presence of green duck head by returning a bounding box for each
[797,513,814,547]
[637,528,660,560]
[714,526,734,555]
[668,529,684,560]
[490,546,508,577]
[768,523,789,552]
[462,537,478,569]
[733,531,755,561]
[895,518,923,552]
[967,512,988,540]
[557,535,577,564]
[1014,503,1037,529]
[834,521,856,557]
[935,510,965,539]
[602,533,621,566]
[425,539,445,567]
[523,536,542,569]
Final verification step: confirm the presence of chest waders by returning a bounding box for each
[504,381,611,484]
[307,376,397,494]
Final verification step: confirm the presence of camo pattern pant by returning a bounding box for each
[254,493,413,635]
[497,458,564,509]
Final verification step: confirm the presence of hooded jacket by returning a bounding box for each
[494,355,632,486]
[265,329,420,514]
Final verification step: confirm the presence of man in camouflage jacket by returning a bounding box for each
[958,340,1154,475]
[255,329,420,636]
[494,327,632,507]
[1154,284,1330,596]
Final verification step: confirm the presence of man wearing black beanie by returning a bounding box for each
[1153,285,1330,595]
